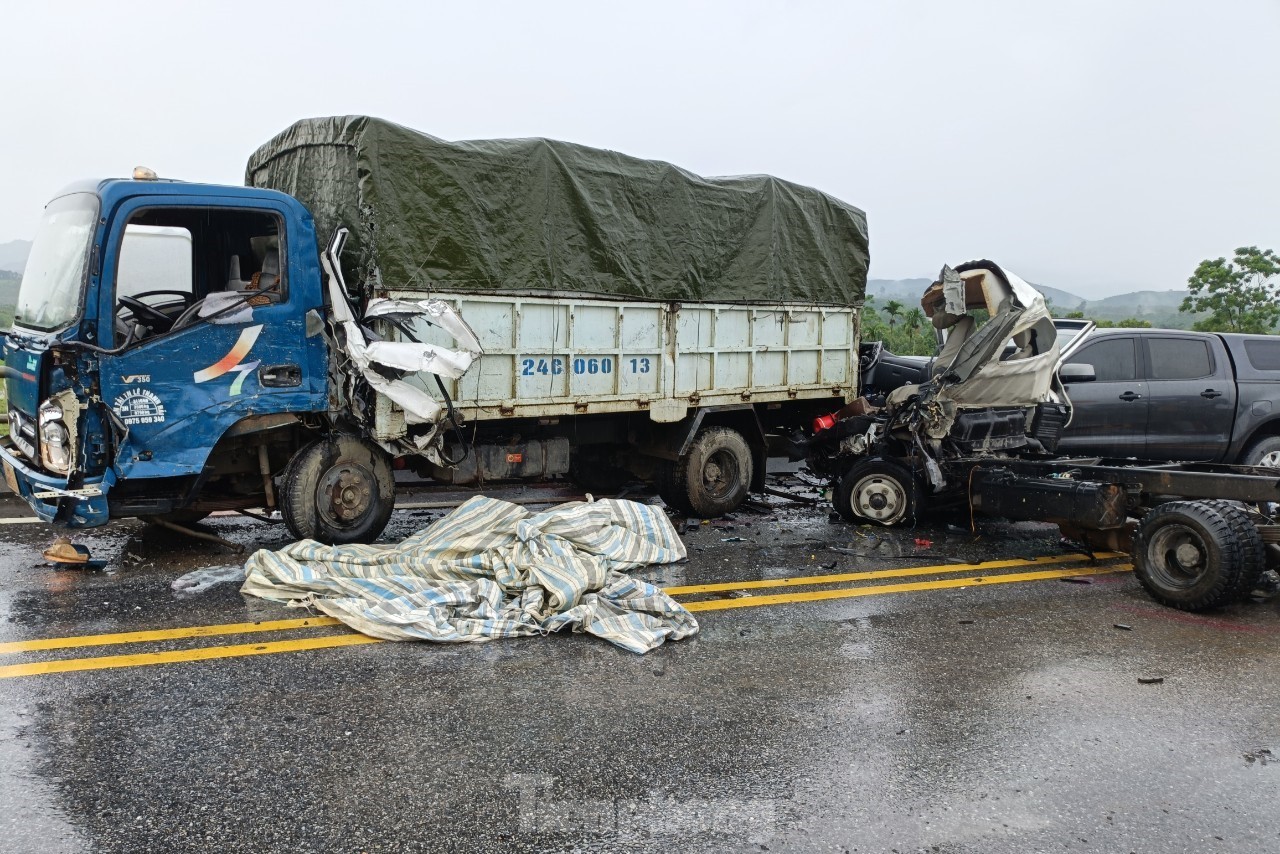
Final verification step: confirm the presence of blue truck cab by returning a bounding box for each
[0,173,352,535]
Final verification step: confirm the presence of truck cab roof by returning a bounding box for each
[50,176,305,216]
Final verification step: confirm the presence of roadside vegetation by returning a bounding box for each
[1179,246,1280,333]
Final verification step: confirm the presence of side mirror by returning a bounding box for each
[1059,362,1096,383]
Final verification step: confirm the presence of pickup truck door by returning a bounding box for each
[1141,334,1236,462]
[1057,334,1148,458]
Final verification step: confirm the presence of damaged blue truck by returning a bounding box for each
[0,117,868,544]
[6,115,1280,615]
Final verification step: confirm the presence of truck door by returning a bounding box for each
[1057,334,1148,458]
[1141,334,1235,462]
[95,200,322,481]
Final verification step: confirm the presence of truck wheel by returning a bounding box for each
[280,434,395,545]
[835,458,920,526]
[1241,436,1280,467]
[1133,501,1243,611]
[659,427,753,517]
[1201,500,1267,600]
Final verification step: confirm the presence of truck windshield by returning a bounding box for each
[14,193,99,332]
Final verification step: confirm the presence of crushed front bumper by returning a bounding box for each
[0,440,110,527]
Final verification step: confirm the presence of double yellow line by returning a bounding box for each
[0,554,1129,679]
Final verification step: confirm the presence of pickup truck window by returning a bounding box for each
[1243,339,1280,371]
[1148,338,1213,380]
[1068,337,1136,382]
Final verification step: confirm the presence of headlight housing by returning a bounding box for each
[38,399,72,475]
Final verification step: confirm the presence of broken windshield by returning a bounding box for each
[14,192,98,332]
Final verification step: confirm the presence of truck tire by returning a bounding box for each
[654,459,694,515]
[1200,500,1267,600]
[1133,501,1243,611]
[280,434,395,545]
[1241,436,1280,468]
[658,427,753,517]
[835,458,921,526]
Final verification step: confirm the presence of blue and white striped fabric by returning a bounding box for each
[240,497,697,653]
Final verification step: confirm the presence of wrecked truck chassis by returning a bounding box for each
[870,454,1280,613]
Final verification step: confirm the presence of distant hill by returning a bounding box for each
[868,277,1198,330]
[0,240,30,275]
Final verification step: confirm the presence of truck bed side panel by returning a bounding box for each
[373,292,856,438]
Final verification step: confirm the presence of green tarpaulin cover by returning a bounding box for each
[246,116,867,305]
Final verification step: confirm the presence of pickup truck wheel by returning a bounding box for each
[835,458,920,526]
[660,427,753,517]
[281,435,395,545]
[1133,501,1243,611]
[1241,436,1280,468]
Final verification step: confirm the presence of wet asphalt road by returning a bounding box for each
[1,479,1279,854]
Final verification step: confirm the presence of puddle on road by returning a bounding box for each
[170,565,246,598]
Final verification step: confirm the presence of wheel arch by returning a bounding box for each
[1233,417,1280,463]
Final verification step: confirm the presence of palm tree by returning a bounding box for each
[883,300,903,327]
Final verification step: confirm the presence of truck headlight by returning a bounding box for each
[38,400,71,475]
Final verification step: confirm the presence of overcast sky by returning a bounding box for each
[2,0,1276,298]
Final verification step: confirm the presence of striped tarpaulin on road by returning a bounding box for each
[240,497,697,653]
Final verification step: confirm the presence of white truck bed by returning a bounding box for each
[374,292,859,438]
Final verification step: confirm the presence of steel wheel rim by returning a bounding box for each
[317,461,376,529]
[852,474,908,525]
[701,449,742,501]
[1145,523,1209,589]
[1258,450,1280,467]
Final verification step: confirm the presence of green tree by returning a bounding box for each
[904,307,926,332]
[1093,318,1152,329]
[883,300,904,327]
[1180,246,1280,333]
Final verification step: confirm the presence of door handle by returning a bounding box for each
[259,364,302,388]
[1200,389,1222,399]
[1118,391,1142,401]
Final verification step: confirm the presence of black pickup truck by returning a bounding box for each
[1058,328,1280,465]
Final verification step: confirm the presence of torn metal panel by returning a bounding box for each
[320,232,482,458]
[930,261,1060,408]
[363,298,483,353]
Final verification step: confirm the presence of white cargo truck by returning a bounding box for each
[244,117,869,519]
[383,291,858,515]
